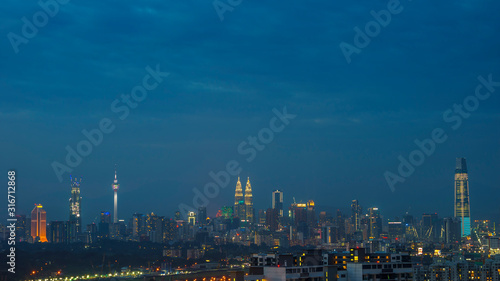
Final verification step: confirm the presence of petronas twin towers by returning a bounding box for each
[234,177,254,224]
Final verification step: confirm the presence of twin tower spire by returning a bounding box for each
[234,177,254,224]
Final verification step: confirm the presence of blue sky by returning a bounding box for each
[1,0,499,224]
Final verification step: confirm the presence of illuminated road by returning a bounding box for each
[24,271,143,281]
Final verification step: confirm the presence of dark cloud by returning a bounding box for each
[1,0,499,223]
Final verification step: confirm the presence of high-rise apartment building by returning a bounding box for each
[132,213,145,238]
[146,212,164,243]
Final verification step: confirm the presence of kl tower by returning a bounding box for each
[112,169,120,223]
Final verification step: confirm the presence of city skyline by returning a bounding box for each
[5,152,499,225]
[2,1,500,280]
[13,157,495,230]
[11,159,500,280]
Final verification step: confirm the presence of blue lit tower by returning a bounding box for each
[112,169,120,224]
[454,158,471,237]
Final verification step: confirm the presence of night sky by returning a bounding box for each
[1,0,499,225]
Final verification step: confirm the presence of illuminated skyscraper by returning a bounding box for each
[232,176,255,225]
[306,200,316,228]
[146,212,164,242]
[112,169,120,223]
[188,211,196,226]
[162,218,176,242]
[454,158,471,237]
[244,177,254,224]
[234,177,245,220]
[69,176,82,242]
[31,204,47,243]
[272,190,284,217]
[131,213,145,238]
[351,200,362,231]
[368,207,382,239]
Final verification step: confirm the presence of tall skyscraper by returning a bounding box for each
[232,176,255,225]
[351,200,362,231]
[244,177,254,224]
[368,207,382,239]
[50,221,68,243]
[454,158,471,237]
[266,208,279,231]
[306,200,316,228]
[132,213,145,238]
[86,223,98,244]
[198,206,207,226]
[258,209,266,224]
[146,212,164,242]
[163,218,176,242]
[31,204,47,243]
[69,176,82,242]
[422,213,440,242]
[188,211,196,225]
[234,177,245,220]
[112,169,120,223]
[98,211,111,239]
[443,217,461,243]
[272,190,284,217]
